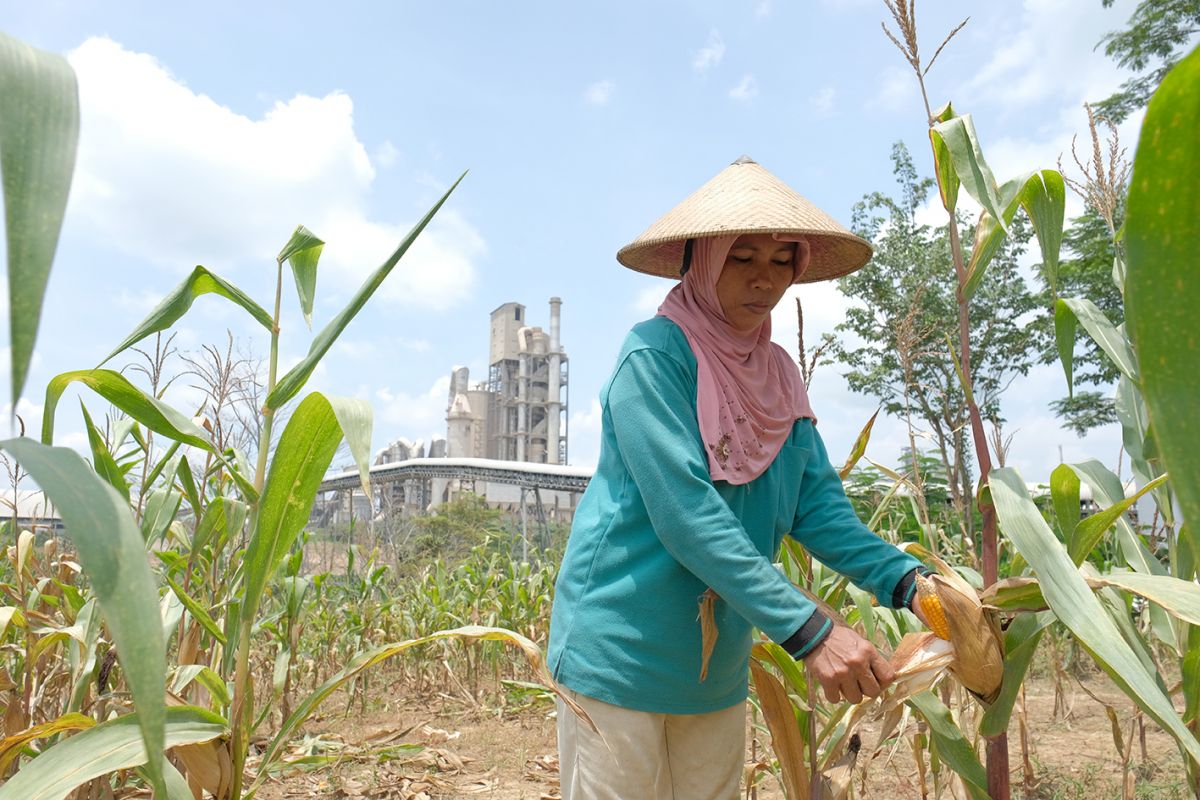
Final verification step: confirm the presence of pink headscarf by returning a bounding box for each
[657,234,815,485]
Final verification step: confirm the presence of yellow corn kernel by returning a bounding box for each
[916,574,951,641]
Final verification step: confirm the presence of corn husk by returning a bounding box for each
[883,632,956,713]
[931,572,1005,703]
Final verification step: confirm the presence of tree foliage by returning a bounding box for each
[832,143,1038,523]
[1095,0,1200,122]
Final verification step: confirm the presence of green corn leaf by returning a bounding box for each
[170,664,232,707]
[979,577,1047,612]
[0,32,79,409]
[157,759,197,800]
[164,575,227,646]
[1055,298,1139,389]
[329,395,373,497]
[277,225,324,329]
[908,691,989,800]
[266,172,466,409]
[0,706,226,800]
[1183,626,1200,727]
[240,392,361,620]
[1069,460,1165,576]
[1054,300,1078,396]
[964,174,1025,298]
[928,102,959,213]
[0,605,26,639]
[990,467,1200,766]
[979,611,1054,737]
[140,442,181,499]
[175,456,202,517]
[1126,44,1200,538]
[1115,376,1151,475]
[1087,571,1200,627]
[79,401,128,501]
[0,438,168,795]
[99,266,272,366]
[272,648,290,696]
[1050,463,1081,542]
[140,488,181,545]
[964,170,1065,300]
[1022,169,1065,293]
[1069,473,1169,565]
[191,496,232,557]
[43,370,210,449]
[930,113,1005,229]
[944,333,975,409]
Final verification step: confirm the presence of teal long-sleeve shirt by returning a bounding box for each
[547,317,923,714]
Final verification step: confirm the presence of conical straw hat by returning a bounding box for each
[617,156,873,283]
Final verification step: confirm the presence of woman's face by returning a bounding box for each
[715,234,796,332]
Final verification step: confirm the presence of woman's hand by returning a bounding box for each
[802,625,894,705]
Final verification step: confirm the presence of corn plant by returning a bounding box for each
[751,7,1200,800]
[745,410,1002,799]
[0,31,587,799]
[877,5,1200,798]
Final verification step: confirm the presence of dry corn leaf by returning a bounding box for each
[698,588,719,682]
[749,658,810,799]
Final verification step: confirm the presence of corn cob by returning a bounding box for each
[915,574,951,640]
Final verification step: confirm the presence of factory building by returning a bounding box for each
[446,298,568,464]
[319,298,575,528]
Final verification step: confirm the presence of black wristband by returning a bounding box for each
[782,609,833,659]
[892,566,935,610]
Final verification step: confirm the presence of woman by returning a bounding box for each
[548,157,930,799]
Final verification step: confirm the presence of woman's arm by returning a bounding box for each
[789,422,926,609]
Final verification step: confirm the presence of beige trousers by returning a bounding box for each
[556,690,745,800]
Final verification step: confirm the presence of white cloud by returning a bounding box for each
[755,0,772,17]
[375,374,451,446]
[584,79,615,106]
[567,398,603,469]
[693,30,726,72]
[729,74,759,102]
[810,86,836,116]
[333,336,430,360]
[964,0,1132,111]
[66,37,482,311]
[374,140,400,169]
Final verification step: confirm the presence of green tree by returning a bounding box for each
[410,492,505,561]
[1095,0,1200,122]
[832,142,1039,536]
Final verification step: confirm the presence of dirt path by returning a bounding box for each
[252,671,1191,799]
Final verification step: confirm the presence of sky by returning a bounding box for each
[1,0,1159,486]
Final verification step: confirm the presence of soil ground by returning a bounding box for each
[252,669,1192,800]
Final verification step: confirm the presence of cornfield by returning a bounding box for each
[1,5,1198,799]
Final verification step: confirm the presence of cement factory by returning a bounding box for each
[446,298,568,464]
[314,298,588,536]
